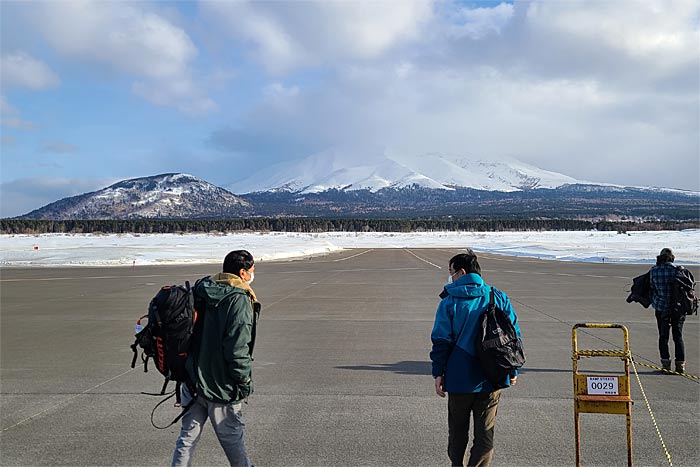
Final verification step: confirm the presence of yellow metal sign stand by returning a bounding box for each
[572,323,633,467]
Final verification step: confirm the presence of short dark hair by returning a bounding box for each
[223,250,254,276]
[656,250,675,266]
[449,250,481,276]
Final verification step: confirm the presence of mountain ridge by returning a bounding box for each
[227,149,589,194]
[21,173,251,220]
[14,156,699,220]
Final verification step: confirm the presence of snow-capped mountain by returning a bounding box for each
[16,158,698,221]
[227,148,585,194]
[21,173,250,219]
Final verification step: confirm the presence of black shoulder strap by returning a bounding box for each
[490,287,495,306]
[677,265,695,282]
[130,342,139,369]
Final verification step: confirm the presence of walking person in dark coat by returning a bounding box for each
[172,250,261,467]
[650,247,685,373]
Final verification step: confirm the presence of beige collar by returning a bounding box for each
[211,272,257,302]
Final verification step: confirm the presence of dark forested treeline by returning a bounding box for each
[1,218,697,234]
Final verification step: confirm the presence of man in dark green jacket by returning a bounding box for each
[172,250,260,467]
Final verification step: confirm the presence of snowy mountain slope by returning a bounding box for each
[226,148,585,194]
[21,173,251,219]
[16,156,698,221]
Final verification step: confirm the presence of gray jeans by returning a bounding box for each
[172,386,251,467]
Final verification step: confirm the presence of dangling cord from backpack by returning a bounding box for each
[141,377,171,397]
[149,389,196,430]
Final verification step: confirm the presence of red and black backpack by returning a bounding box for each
[130,280,202,428]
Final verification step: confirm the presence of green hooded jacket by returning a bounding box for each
[187,273,260,404]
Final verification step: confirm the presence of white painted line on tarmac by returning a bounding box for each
[2,368,135,433]
[335,267,426,273]
[584,274,631,279]
[404,249,442,269]
[434,248,543,263]
[333,249,374,261]
[0,274,172,282]
[272,267,424,275]
[489,269,631,280]
[300,249,374,264]
[0,265,631,283]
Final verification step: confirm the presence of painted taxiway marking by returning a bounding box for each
[491,269,629,280]
[333,249,374,261]
[271,267,425,275]
[0,274,172,282]
[300,249,374,264]
[2,368,135,433]
[404,249,442,269]
[433,248,548,263]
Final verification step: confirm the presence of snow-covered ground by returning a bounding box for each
[1,230,698,267]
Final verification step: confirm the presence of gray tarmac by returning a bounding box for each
[1,249,698,467]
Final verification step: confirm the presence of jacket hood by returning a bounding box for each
[443,273,489,299]
[198,272,258,304]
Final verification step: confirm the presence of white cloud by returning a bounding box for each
[208,0,698,190]
[395,61,414,79]
[523,0,699,85]
[211,53,699,191]
[41,141,78,154]
[200,0,433,73]
[526,0,697,58]
[0,96,35,130]
[447,2,514,39]
[333,0,433,57]
[32,1,195,78]
[264,82,300,99]
[24,0,212,113]
[3,0,697,192]
[1,52,60,90]
[132,78,216,115]
[1,116,35,131]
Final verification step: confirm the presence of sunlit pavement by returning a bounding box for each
[1,250,698,466]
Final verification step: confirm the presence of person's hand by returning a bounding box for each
[434,376,446,397]
[510,375,518,386]
[237,379,253,400]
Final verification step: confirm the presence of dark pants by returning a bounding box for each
[447,391,501,467]
[655,310,685,361]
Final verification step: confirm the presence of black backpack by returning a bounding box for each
[475,289,525,388]
[671,267,698,317]
[130,281,201,428]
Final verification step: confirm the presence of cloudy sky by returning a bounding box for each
[1,0,698,217]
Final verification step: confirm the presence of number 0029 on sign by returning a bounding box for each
[586,376,619,395]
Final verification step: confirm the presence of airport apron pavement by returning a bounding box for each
[1,249,698,466]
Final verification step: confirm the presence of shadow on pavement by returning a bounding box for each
[335,363,661,377]
[336,360,432,375]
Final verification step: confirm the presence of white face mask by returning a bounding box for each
[246,271,254,285]
[447,270,460,284]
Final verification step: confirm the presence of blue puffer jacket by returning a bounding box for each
[430,273,521,393]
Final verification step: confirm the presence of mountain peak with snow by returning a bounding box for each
[226,149,585,194]
[21,173,251,219]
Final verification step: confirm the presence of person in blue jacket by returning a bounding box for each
[430,251,521,467]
